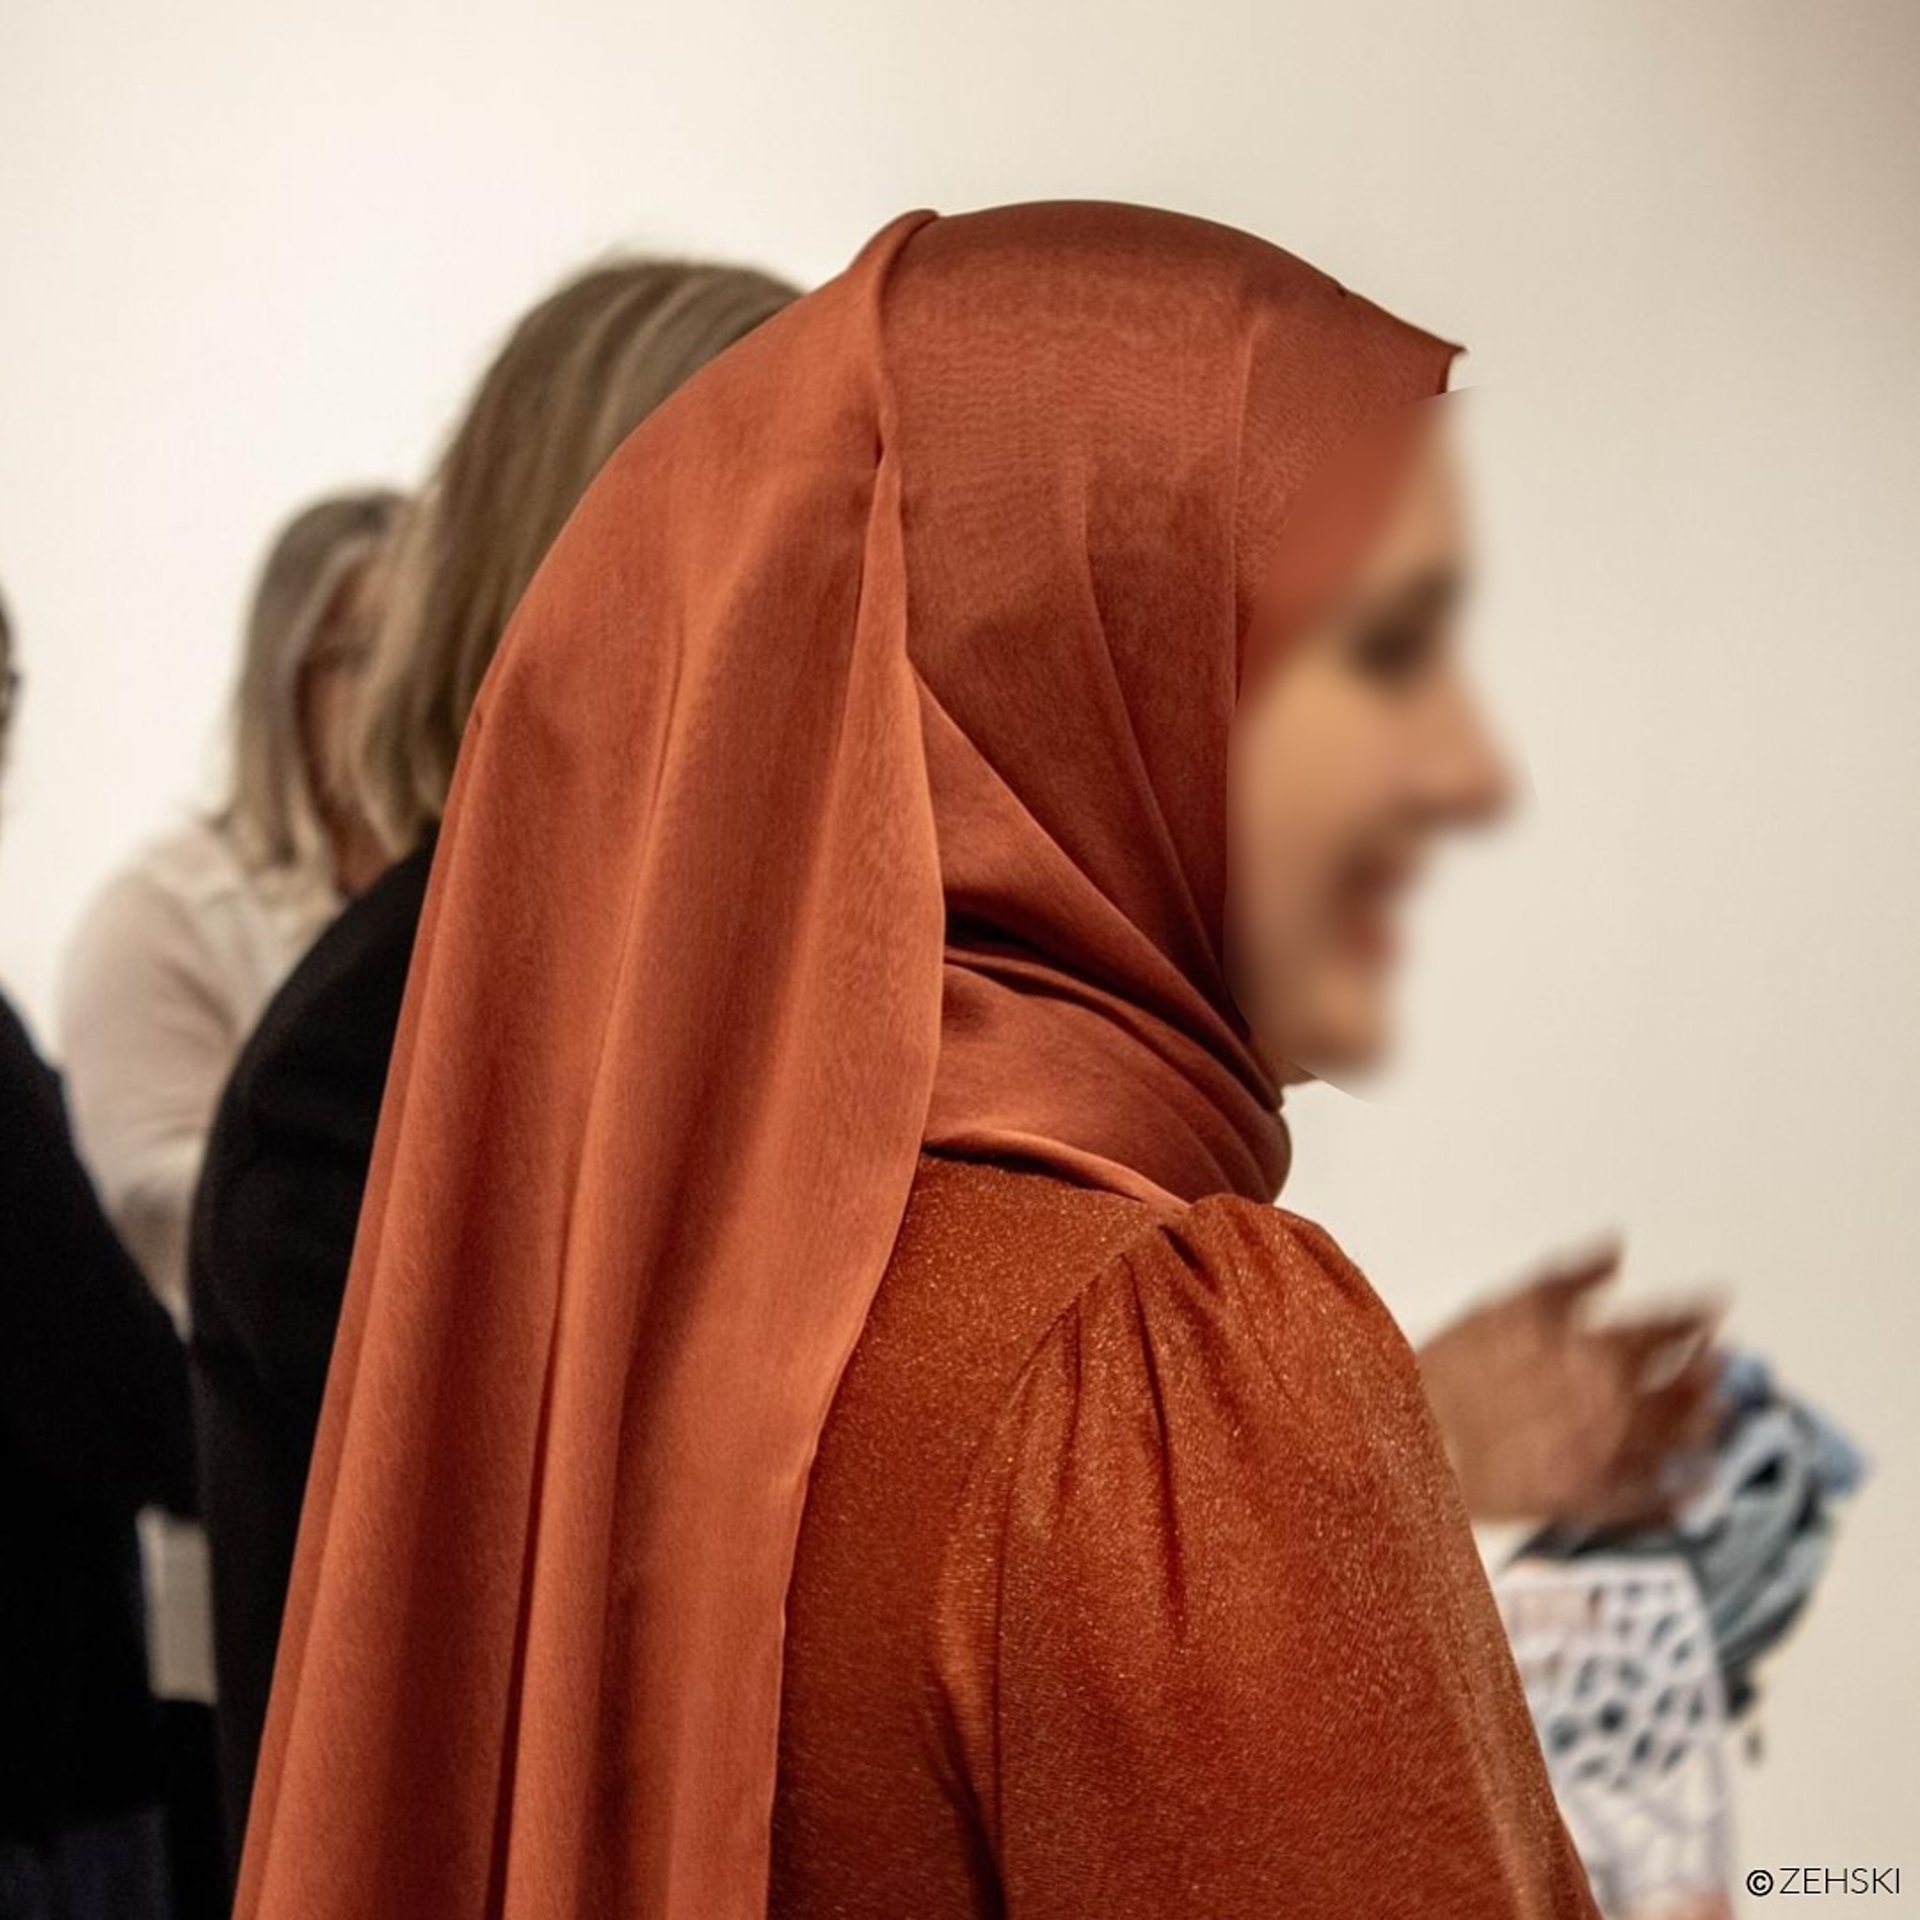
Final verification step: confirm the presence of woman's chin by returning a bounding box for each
[1284,999,1395,1088]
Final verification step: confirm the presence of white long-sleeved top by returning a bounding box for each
[59,816,339,1702]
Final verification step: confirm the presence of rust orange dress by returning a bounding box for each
[774,1154,1599,1918]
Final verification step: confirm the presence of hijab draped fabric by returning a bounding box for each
[240,203,1460,1919]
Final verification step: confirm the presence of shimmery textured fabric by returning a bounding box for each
[237,202,1536,1920]
[774,1155,1599,1918]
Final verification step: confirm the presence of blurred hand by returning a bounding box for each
[1416,1240,1729,1527]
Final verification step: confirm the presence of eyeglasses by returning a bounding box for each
[0,665,19,735]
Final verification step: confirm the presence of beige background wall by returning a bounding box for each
[2,1,1914,1898]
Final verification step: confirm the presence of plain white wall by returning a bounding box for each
[2,0,1914,1899]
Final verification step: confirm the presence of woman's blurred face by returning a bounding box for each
[298,557,386,826]
[1226,416,1511,1083]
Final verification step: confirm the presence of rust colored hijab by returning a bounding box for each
[239,203,1459,1919]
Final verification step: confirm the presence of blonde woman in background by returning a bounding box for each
[186,258,799,1870]
[57,488,404,1920]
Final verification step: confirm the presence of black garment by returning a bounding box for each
[0,992,195,1845]
[158,1699,224,1920]
[189,839,433,1859]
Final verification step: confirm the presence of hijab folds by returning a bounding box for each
[239,201,1459,1919]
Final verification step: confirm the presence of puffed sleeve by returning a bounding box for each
[929,1195,1599,1920]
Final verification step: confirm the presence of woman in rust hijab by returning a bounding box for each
[239,203,1607,1918]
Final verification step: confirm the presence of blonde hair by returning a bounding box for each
[358,259,799,853]
[221,490,407,870]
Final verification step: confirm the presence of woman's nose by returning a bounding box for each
[1428,681,1518,829]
